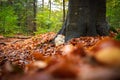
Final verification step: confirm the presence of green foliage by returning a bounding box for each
[107,0,120,29]
[115,33,120,40]
[13,0,36,35]
[0,0,64,36]
[0,5,18,36]
[35,7,63,34]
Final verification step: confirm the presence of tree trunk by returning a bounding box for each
[33,0,37,31]
[49,0,51,19]
[63,0,66,22]
[42,0,44,10]
[58,0,109,41]
[96,0,109,36]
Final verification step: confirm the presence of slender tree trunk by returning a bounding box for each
[57,0,109,41]
[24,0,27,30]
[49,0,51,19]
[63,0,66,22]
[42,0,44,10]
[33,0,37,31]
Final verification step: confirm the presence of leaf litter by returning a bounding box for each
[0,32,120,80]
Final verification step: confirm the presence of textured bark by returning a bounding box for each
[96,0,109,36]
[58,0,109,41]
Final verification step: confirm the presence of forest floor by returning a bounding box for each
[0,31,120,80]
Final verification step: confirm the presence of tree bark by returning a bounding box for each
[96,0,109,36]
[57,0,109,41]
[49,0,51,19]
[33,0,37,31]
[63,0,66,22]
[42,0,44,10]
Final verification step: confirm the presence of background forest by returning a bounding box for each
[0,0,119,37]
